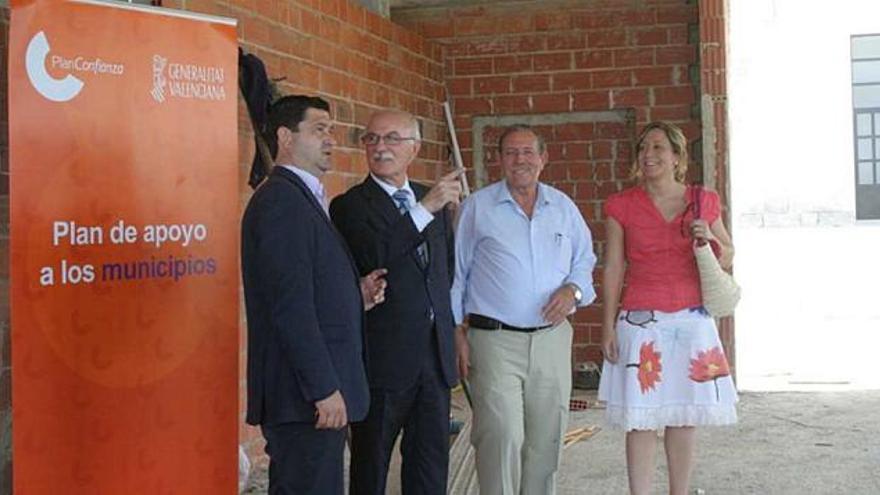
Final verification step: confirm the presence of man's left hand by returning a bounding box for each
[360,268,388,311]
[541,284,577,326]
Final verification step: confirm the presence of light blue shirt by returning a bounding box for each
[369,173,433,232]
[282,164,327,214]
[451,180,597,327]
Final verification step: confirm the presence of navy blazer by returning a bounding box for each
[241,167,369,426]
[330,176,458,391]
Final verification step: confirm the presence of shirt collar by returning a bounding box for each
[370,173,414,200]
[495,180,552,207]
[281,164,325,201]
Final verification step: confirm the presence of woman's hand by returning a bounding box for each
[689,219,715,245]
[602,326,619,364]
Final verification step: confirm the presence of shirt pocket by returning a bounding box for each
[554,231,573,274]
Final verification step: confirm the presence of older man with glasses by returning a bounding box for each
[330,109,463,495]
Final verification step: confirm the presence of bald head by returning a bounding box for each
[363,110,422,188]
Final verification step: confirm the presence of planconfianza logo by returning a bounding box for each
[150,54,227,104]
[25,30,125,102]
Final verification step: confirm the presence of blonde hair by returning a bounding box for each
[629,121,689,182]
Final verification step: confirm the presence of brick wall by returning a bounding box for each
[1,5,11,491]
[0,0,447,478]
[394,0,704,369]
[0,0,735,485]
[698,0,735,372]
[175,0,448,464]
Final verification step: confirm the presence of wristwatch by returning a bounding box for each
[568,283,583,304]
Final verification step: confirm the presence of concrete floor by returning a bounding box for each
[559,390,880,494]
[244,389,880,494]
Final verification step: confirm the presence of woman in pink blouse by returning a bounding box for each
[597,122,738,495]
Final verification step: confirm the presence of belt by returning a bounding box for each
[468,314,553,333]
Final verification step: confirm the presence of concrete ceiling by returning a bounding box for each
[390,0,507,9]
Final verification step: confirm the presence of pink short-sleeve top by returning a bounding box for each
[605,185,720,312]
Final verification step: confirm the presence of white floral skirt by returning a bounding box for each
[598,307,738,431]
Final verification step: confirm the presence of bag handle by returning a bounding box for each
[692,184,707,247]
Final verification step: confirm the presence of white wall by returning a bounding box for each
[729,0,880,390]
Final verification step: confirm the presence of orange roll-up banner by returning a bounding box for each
[9,0,239,492]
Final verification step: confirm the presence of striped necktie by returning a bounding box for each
[392,189,428,267]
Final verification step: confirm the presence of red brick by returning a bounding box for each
[455,57,494,76]
[300,8,321,36]
[546,33,586,51]
[494,55,533,74]
[633,67,673,86]
[282,58,321,90]
[420,19,454,39]
[592,70,632,89]
[650,105,692,121]
[573,91,609,110]
[573,12,622,30]
[494,95,530,114]
[319,16,341,44]
[622,9,657,26]
[241,15,271,46]
[592,141,614,160]
[553,72,591,91]
[612,89,650,107]
[654,86,695,105]
[536,12,571,31]
[614,48,655,67]
[556,123,596,141]
[445,41,470,57]
[318,0,341,18]
[575,50,614,70]
[455,17,498,36]
[532,94,570,112]
[596,122,629,139]
[534,52,572,71]
[448,78,473,96]
[468,39,508,56]
[455,97,492,115]
[657,45,697,65]
[513,75,551,93]
[669,25,690,45]
[474,76,511,94]
[657,5,697,24]
[341,1,366,29]
[507,35,545,53]
[588,30,628,48]
[634,28,669,46]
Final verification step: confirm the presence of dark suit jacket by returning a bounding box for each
[242,166,369,426]
[330,176,458,391]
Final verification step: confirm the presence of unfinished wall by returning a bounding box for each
[0,0,448,481]
[394,0,704,369]
[1,6,11,491]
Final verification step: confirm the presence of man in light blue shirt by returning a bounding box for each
[451,124,597,495]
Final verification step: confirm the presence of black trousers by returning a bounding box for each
[349,351,451,495]
[261,421,347,495]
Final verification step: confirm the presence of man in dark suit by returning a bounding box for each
[330,110,463,495]
[241,95,386,495]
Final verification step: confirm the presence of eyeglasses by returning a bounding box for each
[360,133,419,146]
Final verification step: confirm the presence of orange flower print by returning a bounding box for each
[626,341,662,393]
[689,347,731,400]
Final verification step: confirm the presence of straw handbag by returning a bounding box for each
[692,186,741,317]
[693,242,740,317]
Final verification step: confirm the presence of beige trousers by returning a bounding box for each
[467,320,573,495]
